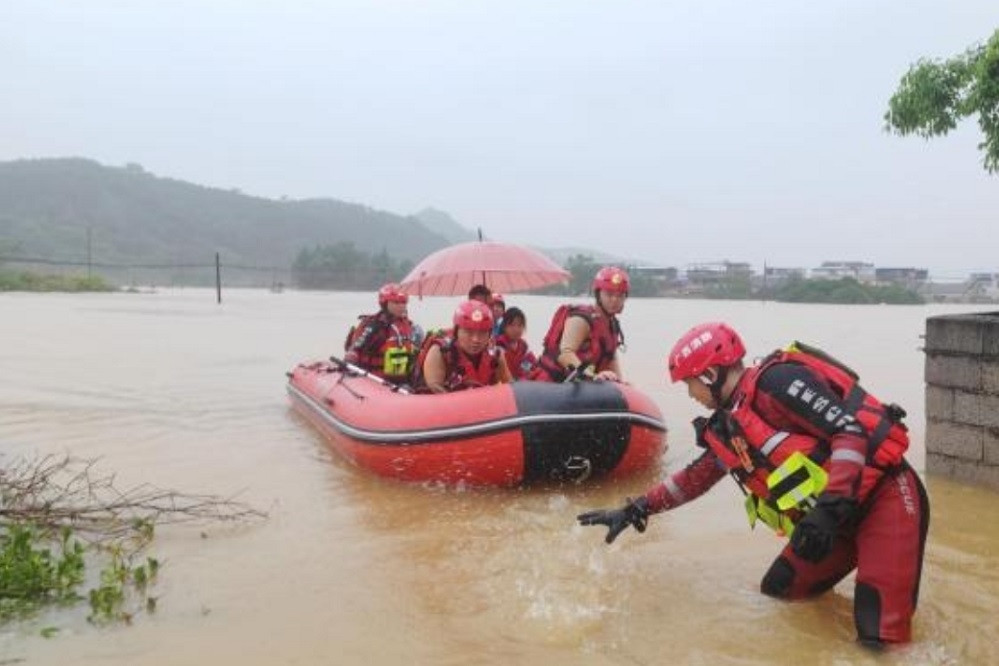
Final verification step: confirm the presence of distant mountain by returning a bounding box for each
[0,158,451,268]
[0,158,651,288]
[412,207,478,244]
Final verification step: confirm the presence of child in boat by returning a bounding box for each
[490,293,506,335]
[495,307,538,380]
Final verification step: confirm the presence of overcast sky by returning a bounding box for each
[3,1,998,277]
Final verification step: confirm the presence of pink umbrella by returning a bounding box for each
[399,241,570,296]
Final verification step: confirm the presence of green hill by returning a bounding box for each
[412,207,478,244]
[0,158,452,269]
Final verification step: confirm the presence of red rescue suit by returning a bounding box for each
[644,346,929,644]
[495,334,538,380]
[412,332,502,392]
[344,312,415,383]
[537,305,622,382]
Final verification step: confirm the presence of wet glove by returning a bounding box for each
[576,496,650,544]
[789,496,854,563]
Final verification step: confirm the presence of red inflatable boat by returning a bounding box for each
[287,360,667,486]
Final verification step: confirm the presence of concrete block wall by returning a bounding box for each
[924,312,999,490]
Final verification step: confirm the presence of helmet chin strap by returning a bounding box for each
[708,366,730,406]
[594,289,606,314]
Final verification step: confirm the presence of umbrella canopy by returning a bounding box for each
[399,241,570,296]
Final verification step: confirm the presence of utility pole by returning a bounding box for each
[86,227,93,278]
[215,252,222,304]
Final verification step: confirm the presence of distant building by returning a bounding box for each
[811,261,875,283]
[763,266,805,282]
[631,265,679,295]
[875,267,929,289]
[967,273,999,302]
[686,261,753,285]
[756,266,806,291]
[925,281,970,303]
[631,265,678,281]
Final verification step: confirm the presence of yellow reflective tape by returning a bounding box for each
[382,347,410,376]
[744,495,759,529]
[744,494,790,535]
[767,451,828,512]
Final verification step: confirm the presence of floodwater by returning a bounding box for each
[1,289,998,665]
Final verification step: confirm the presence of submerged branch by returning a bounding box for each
[1,454,266,545]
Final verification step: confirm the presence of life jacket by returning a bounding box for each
[702,341,910,535]
[537,304,623,381]
[410,329,501,392]
[343,312,416,380]
[496,334,538,380]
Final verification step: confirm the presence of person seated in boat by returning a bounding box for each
[468,284,492,304]
[413,300,512,393]
[343,283,417,384]
[536,266,628,383]
[490,293,506,335]
[495,307,539,380]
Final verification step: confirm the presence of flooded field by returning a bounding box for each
[1,289,997,665]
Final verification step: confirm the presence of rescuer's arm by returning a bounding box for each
[576,423,727,544]
[556,316,591,372]
[642,445,727,513]
[422,345,449,394]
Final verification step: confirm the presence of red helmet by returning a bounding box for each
[592,266,630,294]
[453,300,494,332]
[378,283,408,306]
[667,322,745,383]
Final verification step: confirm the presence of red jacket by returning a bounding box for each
[538,304,622,381]
[645,346,909,515]
[495,334,538,380]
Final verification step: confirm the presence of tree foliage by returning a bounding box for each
[768,277,923,304]
[0,270,114,292]
[547,254,658,297]
[291,242,413,290]
[885,28,999,173]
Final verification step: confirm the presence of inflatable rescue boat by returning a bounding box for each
[287,359,667,486]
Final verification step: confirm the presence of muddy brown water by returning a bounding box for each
[1,290,997,665]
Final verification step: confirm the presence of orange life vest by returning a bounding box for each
[538,304,622,381]
[411,329,501,392]
[344,312,415,379]
[702,342,909,510]
[496,334,537,380]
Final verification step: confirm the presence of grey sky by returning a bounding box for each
[3,1,998,277]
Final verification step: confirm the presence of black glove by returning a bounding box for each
[576,496,650,544]
[789,496,855,563]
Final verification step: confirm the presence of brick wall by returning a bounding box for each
[924,312,999,490]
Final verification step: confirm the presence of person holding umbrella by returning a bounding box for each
[537,266,628,382]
